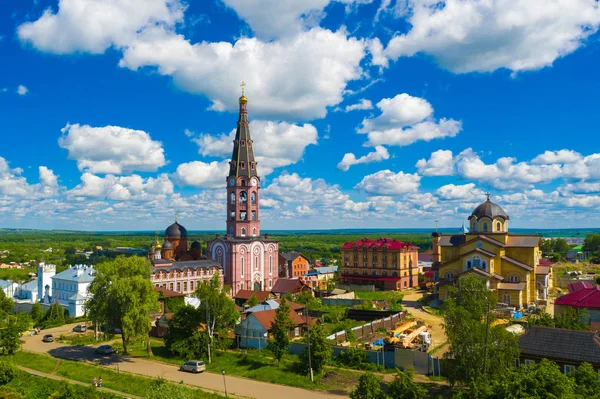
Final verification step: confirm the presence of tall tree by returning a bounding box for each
[0,290,14,315]
[302,322,331,374]
[30,302,44,326]
[583,234,600,253]
[165,305,208,360]
[443,274,519,384]
[246,294,259,308]
[195,273,238,363]
[86,256,159,354]
[267,299,295,366]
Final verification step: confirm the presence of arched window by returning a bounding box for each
[240,191,247,204]
[252,227,257,235]
[445,271,455,280]
[255,255,259,270]
[269,256,272,275]
[240,211,247,220]
[509,275,519,283]
[230,211,235,220]
[230,192,235,204]
[473,256,481,268]
[496,222,501,232]
[241,228,246,237]
[466,261,472,269]
[228,227,234,236]
[240,258,244,276]
[251,192,257,204]
[251,211,256,221]
[483,222,488,232]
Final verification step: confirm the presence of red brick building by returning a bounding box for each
[340,238,419,290]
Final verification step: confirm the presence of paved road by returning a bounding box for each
[22,323,347,399]
[402,290,447,353]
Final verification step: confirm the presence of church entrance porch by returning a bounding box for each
[253,282,261,291]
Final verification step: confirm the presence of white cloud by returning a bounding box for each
[560,182,600,194]
[337,145,389,171]
[119,26,366,120]
[344,99,373,112]
[436,183,483,201]
[531,149,583,164]
[565,195,600,208]
[173,160,229,189]
[366,119,462,147]
[354,170,421,195]
[0,157,59,198]
[416,149,454,176]
[359,94,433,132]
[69,173,173,200]
[18,0,184,54]
[382,0,600,74]
[58,123,166,174]
[17,85,28,95]
[357,93,461,147]
[192,121,318,175]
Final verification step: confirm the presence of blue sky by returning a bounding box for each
[2,0,600,231]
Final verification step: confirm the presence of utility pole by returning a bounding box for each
[483,299,491,374]
[305,308,313,382]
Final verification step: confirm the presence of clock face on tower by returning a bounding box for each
[251,178,257,186]
[229,178,235,186]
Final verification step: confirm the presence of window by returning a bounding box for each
[445,271,455,280]
[496,222,501,232]
[241,140,245,146]
[524,359,535,366]
[241,228,246,237]
[241,258,244,276]
[251,162,255,170]
[509,275,519,283]
[466,261,472,269]
[228,227,234,235]
[169,283,174,291]
[403,281,408,287]
[230,211,235,220]
[183,282,188,292]
[230,192,235,204]
[240,211,247,221]
[176,282,181,292]
[255,255,259,270]
[241,180,246,186]
[503,292,511,304]
[240,162,246,169]
[251,211,256,220]
[483,222,488,232]
[482,261,487,270]
[251,192,257,204]
[240,191,247,204]
[253,227,257,236]
[269,256,272,275]
[473,256,481,268]
[564,365,575,374]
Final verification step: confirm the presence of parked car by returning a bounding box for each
[179,360,206,373]
[94,345,116,355]
[42,334,54,342]
[72,324,87,333]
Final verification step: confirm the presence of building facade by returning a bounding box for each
[434,195,552,307]
[151,259,223,295]
[279,252,310,278]
[340,238,419,290]
[41,264,95,317]
[207,92,279,296]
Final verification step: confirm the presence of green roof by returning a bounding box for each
[571,245,583,251]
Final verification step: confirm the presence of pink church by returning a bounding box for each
[207,91,279,296]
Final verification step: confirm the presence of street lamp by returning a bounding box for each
[221,370,228,398]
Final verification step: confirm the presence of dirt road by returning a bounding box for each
[402,290,447,353]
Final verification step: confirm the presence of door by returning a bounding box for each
[253,282,261,291]
[503,292,511,305]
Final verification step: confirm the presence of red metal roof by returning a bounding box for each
[234,290,271,301]
[568,281,595,293]
[555,286,600,309]
[341,237,418,250]
[251,308,305,330]
[539,259,556,266]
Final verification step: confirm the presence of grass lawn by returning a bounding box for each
[355,290,405,301]
[6,351,223,399]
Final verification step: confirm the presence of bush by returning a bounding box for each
[341,347,368,369]
[0,361,18,386]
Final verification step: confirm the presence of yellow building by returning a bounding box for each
[434,196,552,308]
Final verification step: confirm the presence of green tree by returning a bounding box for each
[555,307,587,330]
[0,360,17,385]
[443,274,519,384]
[86,256,159,354]
[39,303,65,329]
[341,346,368,369]
[349,372,385,399]
[195,273,238,363]
[30,302,44,325]
[386,369,427,399]
[302,323,331,374]
[0,291,14,315]
[165,305,208,360]
[246,294,260,308]
[146,378,193,399]
[0,317,24,355]
[583,234,600,253]
[528,310,555,327]
[346,328,357,343]
[553,238,570,256]
[267,299,295,366]
[571,362,600,398]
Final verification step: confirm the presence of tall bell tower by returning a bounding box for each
[226,82,260,238]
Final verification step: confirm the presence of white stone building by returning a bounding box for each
[41,264,95,317]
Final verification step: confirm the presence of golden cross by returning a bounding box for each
[240,81,246,96]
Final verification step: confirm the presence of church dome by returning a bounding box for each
[468,197,509,221]
[162,240,173,250]
[191,241,201,249]
[165,222,188,239]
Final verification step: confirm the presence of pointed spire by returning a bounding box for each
[230,84,257,178]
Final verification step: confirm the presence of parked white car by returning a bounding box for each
[179,360,206,373]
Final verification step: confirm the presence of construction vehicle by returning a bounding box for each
[400,325,428,349]
[383,321,417,345]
